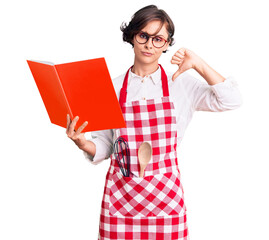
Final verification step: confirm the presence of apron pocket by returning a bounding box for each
[109,171,185,217]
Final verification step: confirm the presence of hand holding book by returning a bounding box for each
[66,114,88,147]
[66,114,97,157]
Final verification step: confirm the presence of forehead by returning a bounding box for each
[140,20,168,37]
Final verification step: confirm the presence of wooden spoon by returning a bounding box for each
[138,142,152,178]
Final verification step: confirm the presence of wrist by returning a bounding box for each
[193,57,207,75]
[77,142,86,150]
[78,140,96,157]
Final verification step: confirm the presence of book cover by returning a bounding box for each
[27,57,126,132]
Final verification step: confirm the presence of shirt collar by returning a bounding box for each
[128,66,162,85]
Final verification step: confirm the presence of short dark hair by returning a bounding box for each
[120,5,175,53]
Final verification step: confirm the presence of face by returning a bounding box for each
[132,20,170,66]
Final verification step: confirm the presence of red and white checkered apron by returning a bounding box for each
[97,65,189,240]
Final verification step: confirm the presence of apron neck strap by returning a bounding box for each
[119,64,169,107]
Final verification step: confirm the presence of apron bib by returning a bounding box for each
[98,65,189,240]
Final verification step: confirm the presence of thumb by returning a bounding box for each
[172,68,183,81]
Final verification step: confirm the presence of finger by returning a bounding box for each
[172,72,179,81]
[171,59,183,66]
[172,69,182,81]
[173,52,183,59]
[66,114,71,130]
[171,55,183,61]
[171,59,182,65]
[70,116,79,132]
[76,121,88,135]
[178,48,186,55]
[172,55,183,62]
[66,114,72,135]
[175,52,184,58]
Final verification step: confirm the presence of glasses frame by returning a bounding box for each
[135,31,168,49]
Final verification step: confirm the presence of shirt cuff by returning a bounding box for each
[211,76,238,96]
[210,76,243,107]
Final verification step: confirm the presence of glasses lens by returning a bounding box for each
[135,32,167,48]
[152,36,166,48]
[135,32,148,44]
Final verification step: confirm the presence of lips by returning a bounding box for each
[141,51,153,57]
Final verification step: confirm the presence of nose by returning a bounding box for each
[144,38,153,49]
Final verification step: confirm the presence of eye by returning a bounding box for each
[139,33,148,39]
[153,37,163,42]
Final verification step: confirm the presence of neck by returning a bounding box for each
[132,59,159,77]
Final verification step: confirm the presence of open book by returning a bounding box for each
[27,57,126,132]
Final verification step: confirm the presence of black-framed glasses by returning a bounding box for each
[135,31,168,48]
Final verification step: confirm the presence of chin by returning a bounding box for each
[138,56,158,65]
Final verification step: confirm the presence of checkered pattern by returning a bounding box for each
[98,213,189,240]
[109,170,185,218]
[116,97,179,178]
[96,66,189,239]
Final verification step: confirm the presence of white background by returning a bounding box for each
[0,0,268,239]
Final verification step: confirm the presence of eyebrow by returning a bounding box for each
[141,31,165,38]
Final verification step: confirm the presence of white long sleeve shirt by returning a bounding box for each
[83,66,243,165]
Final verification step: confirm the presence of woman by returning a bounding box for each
[66,5,242,240]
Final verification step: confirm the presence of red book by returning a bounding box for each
[27,57,126,132]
